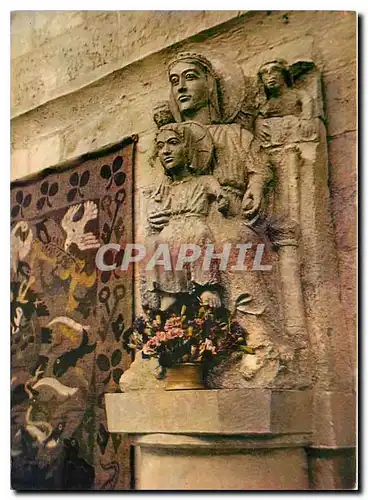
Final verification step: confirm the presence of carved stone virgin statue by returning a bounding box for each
[150,52,294,388]
[140,52,315,389]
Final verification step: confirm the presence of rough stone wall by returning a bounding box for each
[11,10,244,117]
[11,10,356,385]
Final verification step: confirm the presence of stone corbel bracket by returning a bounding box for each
[106,389,313,490]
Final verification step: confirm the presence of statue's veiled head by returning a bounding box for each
[155,122,213,178]
[168,53,221,124]
[156,127,188,175]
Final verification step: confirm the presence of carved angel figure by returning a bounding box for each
[255,59,316,145]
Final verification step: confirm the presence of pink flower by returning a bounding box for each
[169,327,185,338]
[201,338,217,355]
[194,318,204,327]
[164,316,182,331]
[143,342,156,355]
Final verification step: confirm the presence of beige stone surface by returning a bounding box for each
[135,434,310,490]
[118,353,168,392]
[11,148,29,179]
[329,131,357,253]
[323,64,356,138]
[312,391,356,448]
[28,133,62,173]
[11,10,244,117]
[105,389,312,435]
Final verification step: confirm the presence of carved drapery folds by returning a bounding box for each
[135,52,330,390]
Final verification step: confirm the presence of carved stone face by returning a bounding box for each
[169,62,209,114]
[259,63,285,92]
[156,130,187,172]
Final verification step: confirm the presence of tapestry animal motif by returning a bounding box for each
[11,136,136,490]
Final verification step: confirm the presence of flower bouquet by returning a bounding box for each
[123,303,253,389]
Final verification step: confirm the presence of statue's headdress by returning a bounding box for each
[167,52,216,76]
[167,52,246,124]
[167,52,221,124]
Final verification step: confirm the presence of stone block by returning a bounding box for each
[240,36,314,75]
[11,11,85,59]
[31,11,85,49]
[336,249,357,358]
[11,11,242,116]
[10,12,35,59]
[105,389,312,435]
[328,131,357,253]
[115,11,242,68]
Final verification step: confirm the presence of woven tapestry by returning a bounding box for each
[11,136,136,490]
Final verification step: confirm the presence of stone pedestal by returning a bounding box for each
[134,434,310,490]
[105,389,313,490]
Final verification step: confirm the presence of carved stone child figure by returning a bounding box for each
[144,121,225,312]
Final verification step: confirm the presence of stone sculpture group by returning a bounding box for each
[133,52,325,389]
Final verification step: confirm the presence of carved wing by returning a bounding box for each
[289,60,315,82]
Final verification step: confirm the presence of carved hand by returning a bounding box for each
[242,182,263,221]
[147,209,171,232]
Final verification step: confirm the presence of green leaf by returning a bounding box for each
[240,346,255,354]
[198,307,206,317]
[235,293,253,306]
